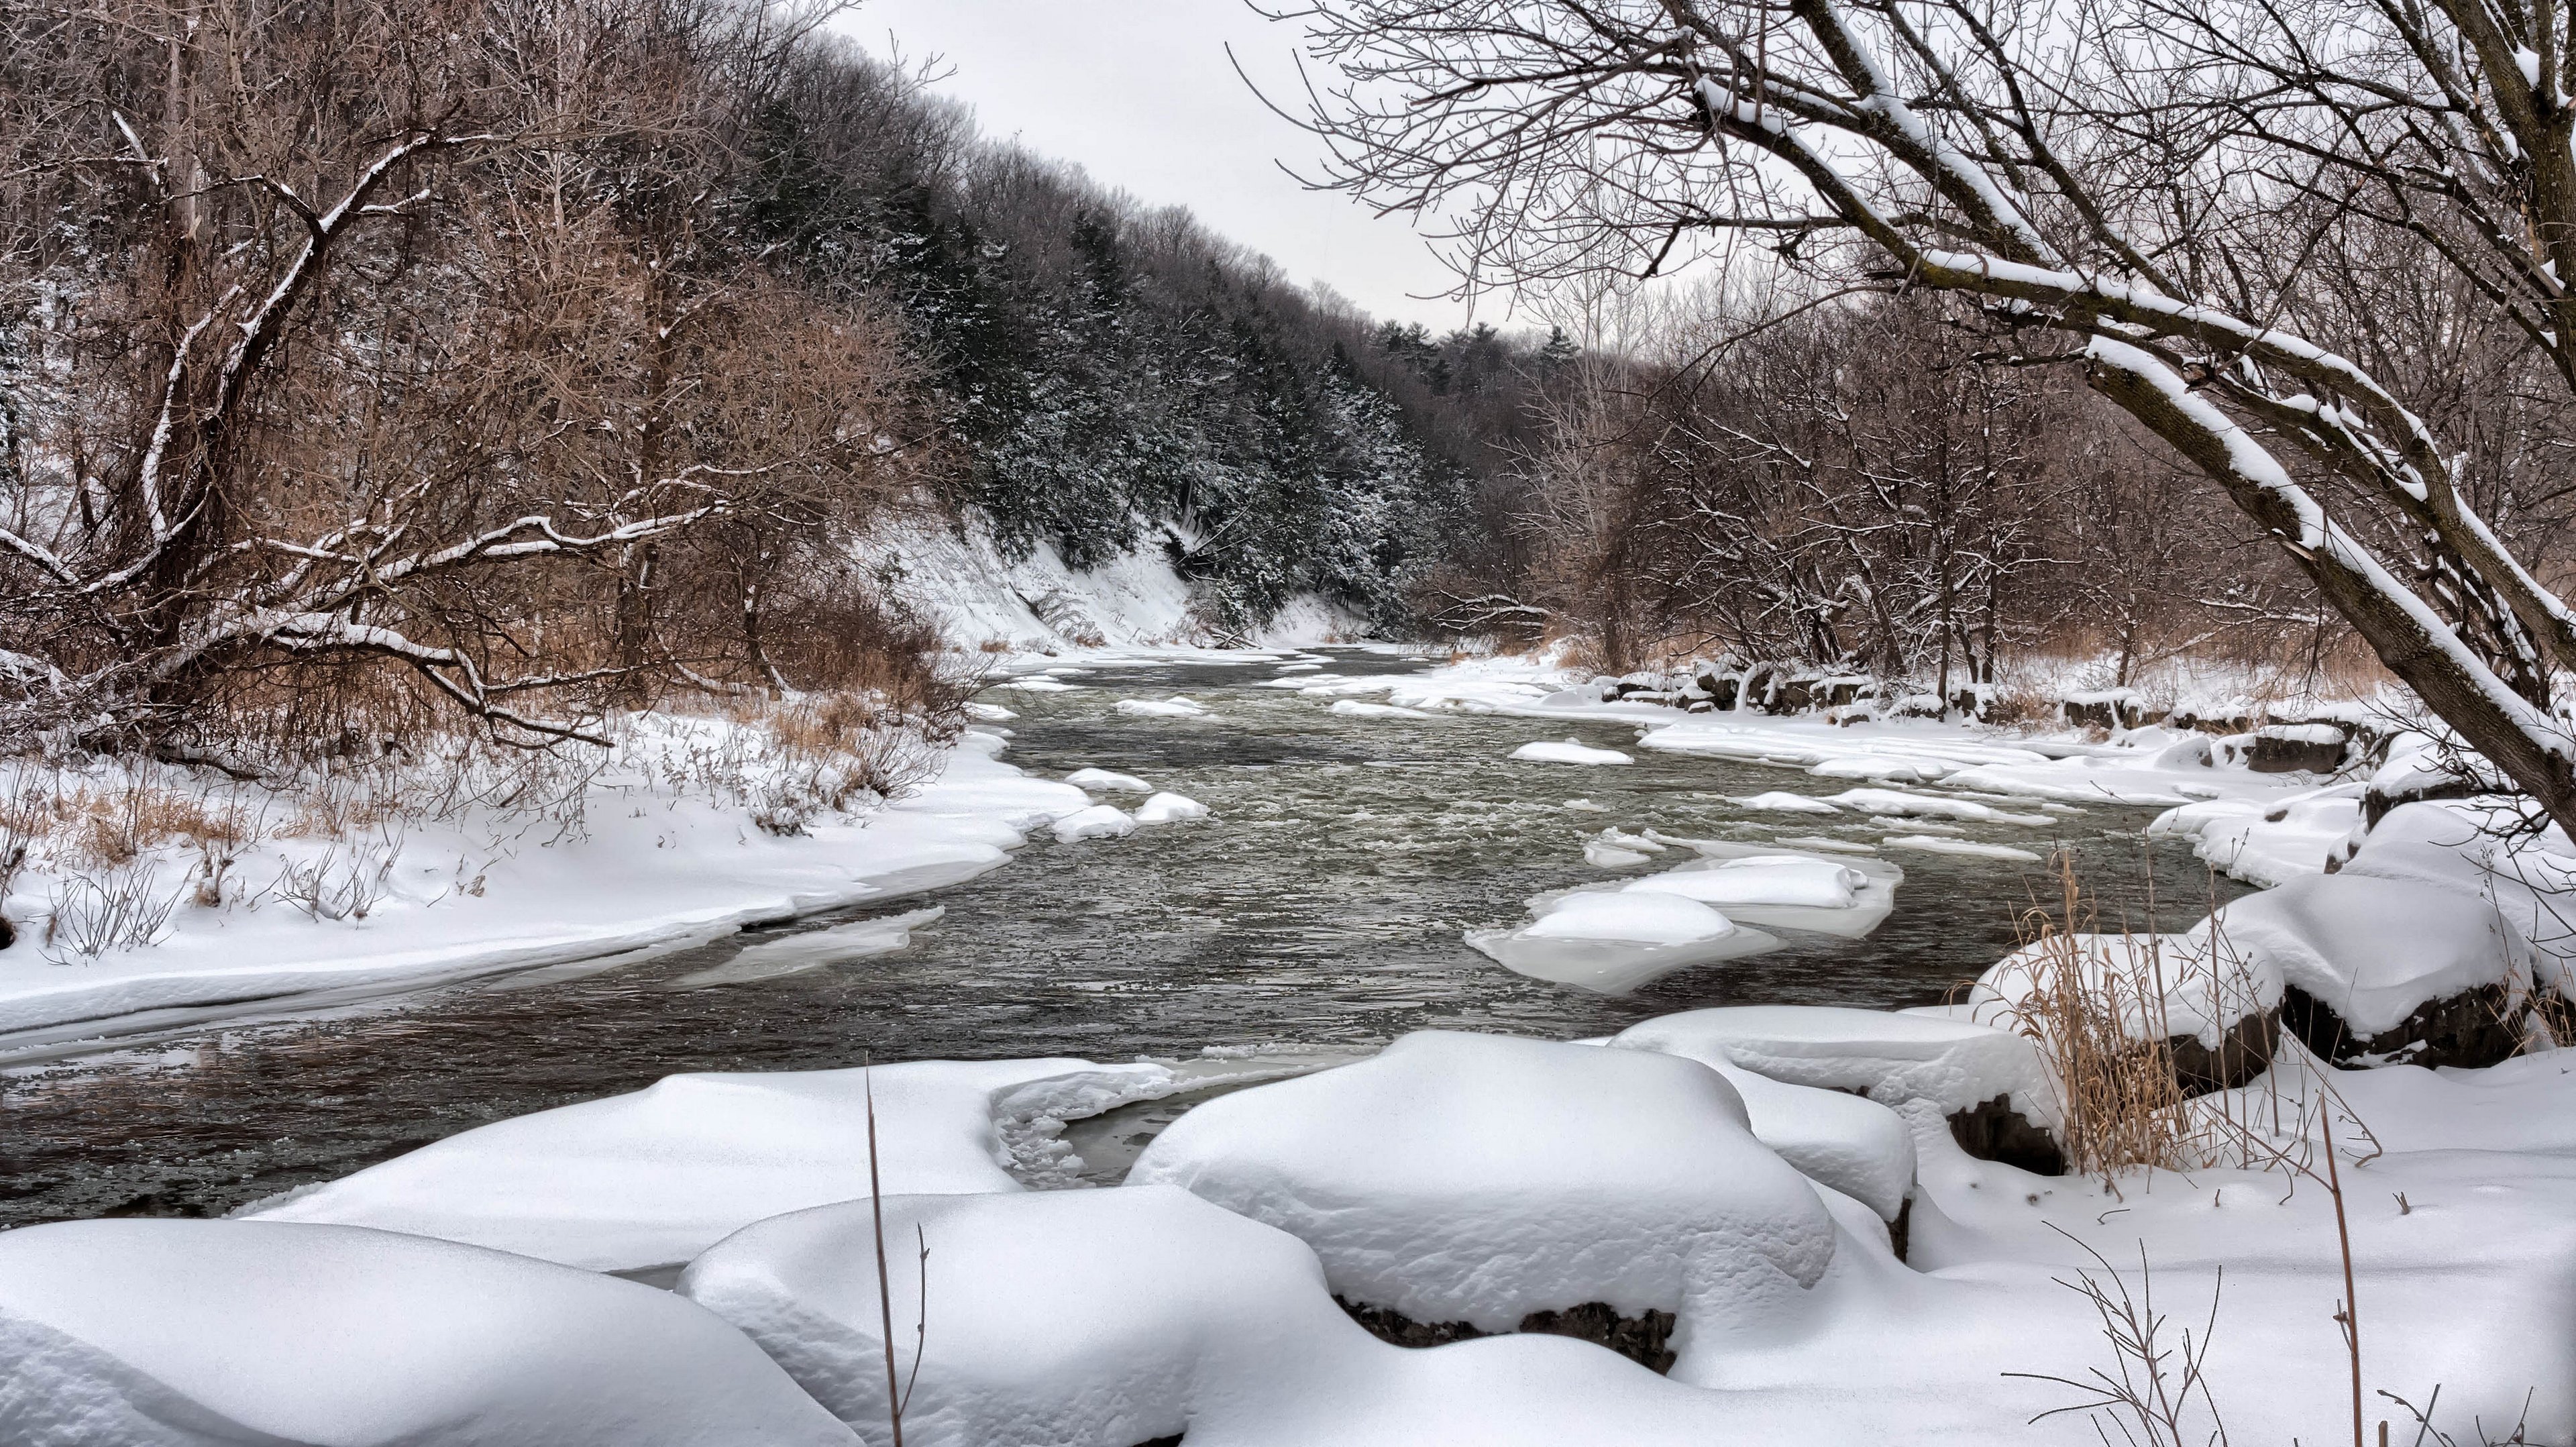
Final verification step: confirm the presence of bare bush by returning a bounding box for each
[43,861,183,960]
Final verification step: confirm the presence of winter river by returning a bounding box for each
[0,647,2243,1227]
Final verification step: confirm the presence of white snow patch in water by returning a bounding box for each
[1134,792,1210,824]
[1510,738,1633,765]
[1063,767,1151,793]
[667,908,944,989]
[1050,804,1138,841]
[1882,835,2043,862]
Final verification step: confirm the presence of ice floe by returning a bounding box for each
[1509,737,1633,765]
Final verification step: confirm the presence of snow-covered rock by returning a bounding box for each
[1466,890,1779,993]
[680,1185,1350,1446]
[244,1059,1173,1270]
[1132,791,1209,824]
[0,1219,856,1447]
[1063,767,1150,793]
[1600,1032,1917,1222]
[2149,786,2365,886]
[1825,788,2052,825]
[1049,804,1138,841]
[1619,844,1900,940]
[1729,790,1841,813]
[1328,699,1432,719]
[2342,801,2576,999]
[2202,872,2533,1067]
[1128,1031,1837,1342]
[1509,737,1633,765]
[1968,932,2282,1093]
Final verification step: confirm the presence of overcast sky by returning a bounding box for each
[839,0,1495,333]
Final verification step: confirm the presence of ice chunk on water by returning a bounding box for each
[1064,766,1151,793]
[1626,856,1864,910]
[1330,699,1432,719]
[1509,737,1632,765]
[1116,696,1212,718]
[1051,804,1138,841]
[1730,791,1841,813]
[668,908,943,989]
[1882,835,2041,861]
[1468,891,1780,993]
[1134,792,1210,824]
[1829,788,2052,824]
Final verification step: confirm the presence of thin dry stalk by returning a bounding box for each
[2007,1229,2231,1447]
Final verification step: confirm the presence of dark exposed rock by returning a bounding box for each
[1764,676,1813,714]
[2281,981,2521,1069]
[1132,1437,1185,1447]
[1815,678,1868,709]
[2363,775,2487,830]
[1887,1194,1913,1263]
[0,913,13,951]
[1945,1093,2066,1176]
[2170,706,2255,736]
[1695,672,1741,710]
[2245,725,2349,774]
[1335,1296,1679,1375]
[2063,694,2161,731]
[2165,1007,2279,1097]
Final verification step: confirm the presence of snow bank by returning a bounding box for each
[245,1058,1174,1270]
[1509,737,1633,765]
[1128,1031,1837,1337]
[1611,1006,2057,1127]
[2148,785,2364,885]
[0,1219,855,1447]
[2343,801,2576,995]
[1133,792,1208,824]
[681,1185,1348,1446]
[1048,804,1138,841]
[0,741,1085,1043]
[1063,767,1150,793]
[2201,872,2532,1039]
[1597,1036,1917,1221]
[1466,889,1780,993]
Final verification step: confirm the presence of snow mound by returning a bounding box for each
[1509,737,1633,765]
[1619,845,1901,940]
[1063,767,1150,793]
[2341,802,2576,996]
[1807,757,1943,784]
[0,1219,854,1447]
[1329,700,1432,719]
[1883,835,2042,862]
[1584,840,1652,867]
[1968,932,2280,1048]
[669,908,943,989]
[1729,791,1840,814]
[1114,696,1211,718]
[1600,1036,1917,1220]
[1049,804,1138,841]
[680,1185,1348,1446]
[1133,792,1209,824]
[1127,1031,1837,1336]
[244,1059,1172,1270]
[1610,1006,2057,1128]
[2200,872,2532,1038]
[1467,890,1780,994]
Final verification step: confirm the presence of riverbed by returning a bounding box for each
[0,648,2241,1226]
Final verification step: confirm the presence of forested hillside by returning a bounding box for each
[0,0,1542,762]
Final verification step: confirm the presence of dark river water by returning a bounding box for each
[0,648,2243,1226]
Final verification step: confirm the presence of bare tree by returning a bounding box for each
[1290,0,2576,835]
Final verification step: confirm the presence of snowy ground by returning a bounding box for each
[6,645,2569,1447]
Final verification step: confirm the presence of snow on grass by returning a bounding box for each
[1128,1031,1837,1336]
[244,1058,1177,1271]
[0,1219,857,1447]
[1509,737,1633,765]
[1882,835,2044,861]
[0,730,1089,1045]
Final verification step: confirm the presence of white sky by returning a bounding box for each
[839,0,1494,333]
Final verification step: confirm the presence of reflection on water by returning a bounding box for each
[0,649,2245,1226]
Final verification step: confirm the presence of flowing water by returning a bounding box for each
[0,648,2245,1226]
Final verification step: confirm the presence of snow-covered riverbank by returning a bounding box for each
[7,645,2573,1447]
